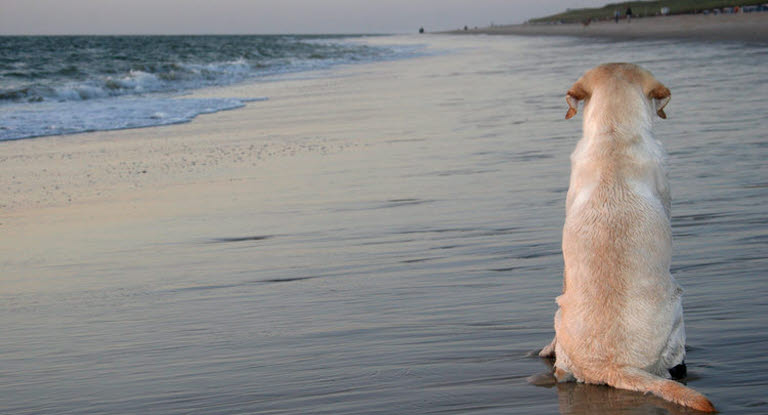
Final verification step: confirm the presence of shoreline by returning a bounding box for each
[443,13,768,43]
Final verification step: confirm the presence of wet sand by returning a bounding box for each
[445,13,768,43]
[2,35,768,414]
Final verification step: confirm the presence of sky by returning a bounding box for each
[0,0,612,35]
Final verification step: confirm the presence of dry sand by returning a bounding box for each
[446,12,768,43]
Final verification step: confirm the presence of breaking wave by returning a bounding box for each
[0,35,423,140]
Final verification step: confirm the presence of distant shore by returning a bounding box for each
[443,12,768,43]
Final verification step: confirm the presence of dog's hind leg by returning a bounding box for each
[540,307,563,358]
[541,278,566,359]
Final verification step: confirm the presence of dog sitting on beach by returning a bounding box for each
[538,63,715,412]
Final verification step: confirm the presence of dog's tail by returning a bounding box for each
[604,367,716,412]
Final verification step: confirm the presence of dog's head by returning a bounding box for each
[565,63,670,120]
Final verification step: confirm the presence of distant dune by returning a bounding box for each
[443,12,768,43]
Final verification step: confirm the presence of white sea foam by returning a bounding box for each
[108,70,165,92]
[0,96,264,141]
[0,35,425,141]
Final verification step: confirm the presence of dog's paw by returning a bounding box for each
[538,338,557,358]
[538,348,555,359]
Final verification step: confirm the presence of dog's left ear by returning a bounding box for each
[565,82,588,120]
[649,83,671,119]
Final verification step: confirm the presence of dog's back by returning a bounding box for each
[551,63,714,412]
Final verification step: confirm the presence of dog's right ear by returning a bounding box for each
[565,82,588,120]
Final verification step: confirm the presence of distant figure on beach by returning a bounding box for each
[614,9,620,23]
[419,26,424,34]
[626,7,633,22]
[464,25,468,31]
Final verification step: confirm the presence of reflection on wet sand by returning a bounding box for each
[555,382,691,415]
[531,359,696,415]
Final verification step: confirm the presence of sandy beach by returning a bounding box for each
[446,12,768,42]
[2,35,768,414]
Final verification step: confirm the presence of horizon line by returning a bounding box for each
[0,32,409,36]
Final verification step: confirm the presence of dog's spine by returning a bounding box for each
[604,367,716,412]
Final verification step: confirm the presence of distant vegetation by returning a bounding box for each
[529,0,767,23]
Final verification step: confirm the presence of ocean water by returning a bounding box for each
[0,35,421,140]
[2,34,768,414]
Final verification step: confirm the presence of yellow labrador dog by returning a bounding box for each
[539,63,715,412]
